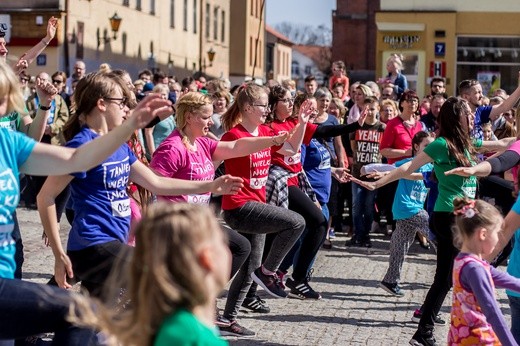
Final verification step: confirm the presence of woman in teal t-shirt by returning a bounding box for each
[361,97,514,345]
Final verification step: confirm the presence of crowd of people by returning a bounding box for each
[3,17,520,346]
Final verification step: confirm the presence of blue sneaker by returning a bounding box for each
[328,229,336,239]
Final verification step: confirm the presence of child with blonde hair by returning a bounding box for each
[72,203,231,345]
[449,198,520,345]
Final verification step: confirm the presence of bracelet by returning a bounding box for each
[39,104,52,111]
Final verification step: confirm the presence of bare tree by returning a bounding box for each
[275,21,331,46]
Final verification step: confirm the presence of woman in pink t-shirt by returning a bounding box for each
[149,91,291,320]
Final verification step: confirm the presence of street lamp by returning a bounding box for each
[207,48,216,67]
[97,12,123,48]
[109,13,122,40]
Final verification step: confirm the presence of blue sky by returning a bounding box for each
[265,0,336,29]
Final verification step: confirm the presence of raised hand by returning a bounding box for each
[127,94,172,129]
[298,99,315,124]
[14,56,29,75]
[444,167,476,177]
[47,17,58,40]
[36,78,58,106]
[211,174,244,195]
[358,105,368,126]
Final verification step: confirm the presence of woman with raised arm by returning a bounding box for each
[149,91,290,290]
[360,97,515,346]
[261,86,360,299]
[0,61,172,344]
[214,83,313,337]
[37,72,243,298]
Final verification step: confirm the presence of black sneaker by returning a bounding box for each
[217,318,255,338]
[285,277,322,300]
[345,238,363,247]
[411,309,447,326]
[409,327,437,346]
[379,281,404,297]
[241,295,270,313]
[362,238,373,248]
[251,267,288,298]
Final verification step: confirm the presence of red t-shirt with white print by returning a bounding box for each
[221,124,276,210]
[266,118,317,186]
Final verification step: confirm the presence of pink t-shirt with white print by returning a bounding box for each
[150,129,218,204]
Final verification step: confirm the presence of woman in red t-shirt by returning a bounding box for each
[216,83,313,336]
[255,86,364,300]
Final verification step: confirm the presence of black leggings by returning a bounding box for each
[285,186,328,281]
[418,212,459,328]
[221,222,251,279]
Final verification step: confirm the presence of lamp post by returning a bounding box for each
[97,12,122,48]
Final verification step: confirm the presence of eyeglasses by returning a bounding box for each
[104,97,128,109]
[52,79,63,84]
[252,103,270,110]
[279,98,294,104]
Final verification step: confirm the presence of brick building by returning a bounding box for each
[332,0,380,82]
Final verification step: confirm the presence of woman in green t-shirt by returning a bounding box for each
[361,97,515,345]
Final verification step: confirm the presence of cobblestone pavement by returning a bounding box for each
[18,208,511,346]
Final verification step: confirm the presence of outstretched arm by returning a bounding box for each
[445,149,520,177]
[359,151,433,190]
[131,160,243,196]
[490,72,520,119]
[213,132,289,162]
[20,94,172,175]
[19,17,58,66]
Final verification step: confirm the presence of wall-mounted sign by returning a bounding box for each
[429,61,446,77]
[383,35,420,49]
[36,54,46,66]
[435,42,445,57]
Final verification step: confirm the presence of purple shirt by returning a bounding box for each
[150,129,218,204]
[458,253,520,345]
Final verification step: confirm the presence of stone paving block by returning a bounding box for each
[17,208,512,345]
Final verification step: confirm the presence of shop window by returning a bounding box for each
[457,36,520,96]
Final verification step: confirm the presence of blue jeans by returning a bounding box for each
[0,278,98,345]
[509,295,520,344]
[351,181,376,241]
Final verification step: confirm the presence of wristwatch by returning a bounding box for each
[39,104,52,111]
